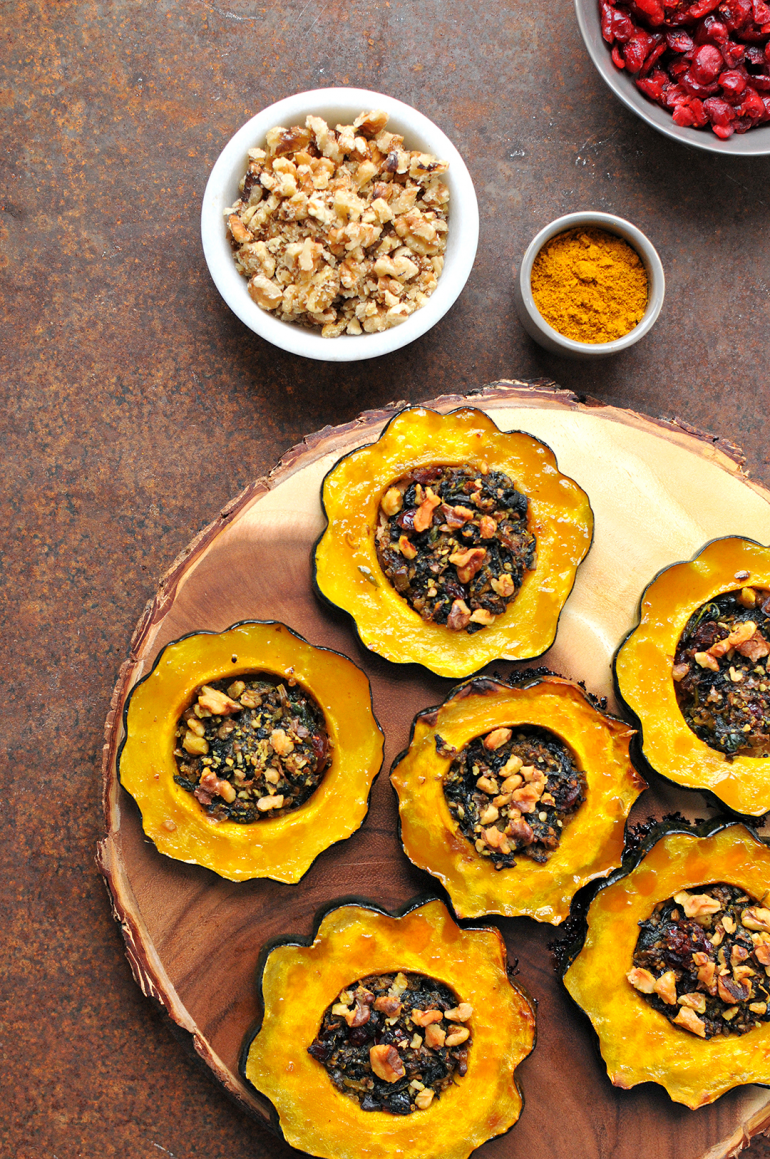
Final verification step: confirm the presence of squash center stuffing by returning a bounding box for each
[307,971,472,1114]
[173,675,329,822]
[628,883,770,1038]
[374,464,536,632]
[673,587,770,757]
[441,725,586,868]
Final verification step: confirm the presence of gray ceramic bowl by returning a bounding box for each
[575,0,770,156]
[513,211,665,359]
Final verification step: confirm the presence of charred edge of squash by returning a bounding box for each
[612,535,770,823]
[116,619,385,884]
[550,813,767,979]
[238,892,536,1140]
[311,404,595,676]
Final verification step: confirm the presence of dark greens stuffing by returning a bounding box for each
[674,587,770,757]
[630,883,770,1038]
[442,725,586,869]
[374,464,536,633]
[173,675,329,822]
[308,971,471,1114]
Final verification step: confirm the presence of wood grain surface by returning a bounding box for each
[100,382,770,1159]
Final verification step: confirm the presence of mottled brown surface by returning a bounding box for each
[2,1,770,1158]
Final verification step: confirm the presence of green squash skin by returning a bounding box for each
[612,536,770,823]
[239,894,537,1149]
[312,404,595,679]
[117,619,384,884]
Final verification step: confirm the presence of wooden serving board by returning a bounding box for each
[99,380,770,1159]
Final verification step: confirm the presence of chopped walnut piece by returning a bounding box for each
[742,907,770,932]
[424,1023,447,1049]
[256,794,285,811]
[445,1003,473,1022]
[447,598,472,631]
[444,1026,470,1047]
[269,728,294,756]
[369,1044,405,1083]
[709,618,757,658]
[413,488,442,532]
[183,731,209,756]
[374,995,402,1017]
[411,1008,443,1027]
[627,967,657,994]
[197,685,243,716]
[483,727,513,751]
[654,970,678,1005]
[673,1007,707,1037]
[694,651,720,672]
[448,547,487,585]
[414,1088,435,1110]
[678,992,707,1014]
[753,941,770,966]
[380,486,403,516]
[673,890,722,919]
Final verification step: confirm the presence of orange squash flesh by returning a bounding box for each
[242,898,536,1159]
[563,823,770,1108]
[118,621,384,883]
[391,675,645,923]
[314,406,594,678]
[614,536,770,816]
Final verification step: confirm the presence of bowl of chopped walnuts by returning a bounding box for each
[201,88,479,361]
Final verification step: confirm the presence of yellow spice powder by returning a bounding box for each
[530,227,648,344]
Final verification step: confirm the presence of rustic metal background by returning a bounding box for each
[2,1,770,1156]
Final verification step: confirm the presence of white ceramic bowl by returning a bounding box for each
[513,211,665,359]
[201,88,479,362]
[575,0,770,156]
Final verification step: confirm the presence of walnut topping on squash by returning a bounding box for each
[443,724,585,869]
[375,464,535,633]
[673,588,770,757]
[630,882,770,1037]
[173,674,329,822]
[308,972,471,1114]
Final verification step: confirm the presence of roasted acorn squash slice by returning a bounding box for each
[241,897,536,1159]
[118,621,383,883]
[313,406,593,678]
[562,819,770,1108]
[614,536,770,816]
[391,673,645,923]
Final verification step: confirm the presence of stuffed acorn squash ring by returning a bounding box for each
[313,406,593,678]
[563,820,770,1108]
[241,897,536,1159]
[614,536,770,817]
[391,674,645,923]
[118,621,384,883]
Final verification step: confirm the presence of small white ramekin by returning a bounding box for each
[201,87,479,363]
[513,211,665,360]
